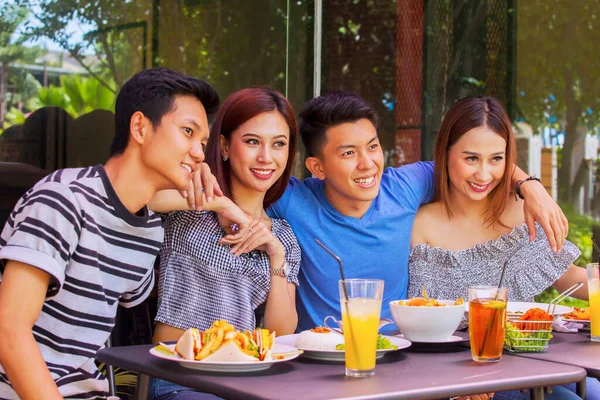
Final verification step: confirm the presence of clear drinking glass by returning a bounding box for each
[468,286,508,362]
[587,263,600,342]
[338,279,384,377]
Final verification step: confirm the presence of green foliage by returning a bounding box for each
[561,203,594,268]
[4,107,27,126]
[517,0,600,130]
[7,71,41,107]
[37,75,116,118]
[534,203,593,307]
[0,4,35,63]
[38,85,72,113]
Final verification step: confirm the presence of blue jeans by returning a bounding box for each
[148,377,223,400]
[562,377,600,400]
[493,378,600,400]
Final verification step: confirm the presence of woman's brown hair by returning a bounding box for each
[204,87,297,209]
[433,96,516,226]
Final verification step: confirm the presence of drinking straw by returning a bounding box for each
[315,239,347,283]
[592,237,600,263]
[315,239,359,367]
[477,244,524,358]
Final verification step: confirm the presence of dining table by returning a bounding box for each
[507,329,600,398]
[96,336,587,400]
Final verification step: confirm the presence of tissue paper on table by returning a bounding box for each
[553,317,584,333]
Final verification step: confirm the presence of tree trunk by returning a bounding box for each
[557,69,583,205]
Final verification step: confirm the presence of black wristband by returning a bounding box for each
[514,176,542,200]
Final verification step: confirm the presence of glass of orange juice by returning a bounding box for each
[468,286,508,362]
[338,279,384,377]
[587,263,600,342]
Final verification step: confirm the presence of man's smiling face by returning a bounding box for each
[306,118,384,217]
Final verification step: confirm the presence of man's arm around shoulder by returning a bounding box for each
[0,261,63,400]
[388,161,435,206]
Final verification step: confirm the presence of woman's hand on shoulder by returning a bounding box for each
[183,163,223,210]
[228,220,285,259]
[149,163,223,213]
[213,198,254,245]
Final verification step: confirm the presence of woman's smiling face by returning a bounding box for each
[222,110,290,195]
[447,125,507,202]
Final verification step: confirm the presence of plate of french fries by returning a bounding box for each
[150,320,302,372]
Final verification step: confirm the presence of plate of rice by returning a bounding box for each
[276,327,411,362]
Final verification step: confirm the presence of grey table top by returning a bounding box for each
[509,331,600,378]
[96,342,586,400]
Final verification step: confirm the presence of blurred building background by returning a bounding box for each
[1,0,600,219]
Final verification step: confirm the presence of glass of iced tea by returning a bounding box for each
[339,279,384,377]
[468,286,508,363]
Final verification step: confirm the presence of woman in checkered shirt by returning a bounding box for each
[149,88,301,400]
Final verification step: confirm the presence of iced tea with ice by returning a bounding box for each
[468,287,508,363]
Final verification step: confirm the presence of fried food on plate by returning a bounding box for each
[563,307,591,321]
[173,320,276,362]
[395,286,464,307]
[513,308,553,331]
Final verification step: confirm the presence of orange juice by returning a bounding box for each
[589,278,600,341]
[469,299,506,361]
[341,298,382,372]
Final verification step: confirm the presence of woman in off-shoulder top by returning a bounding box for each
[408,96,591,400]
[408,222,581,302]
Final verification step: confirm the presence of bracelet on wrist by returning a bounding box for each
[514,175,542,201]
[270,261,290,278]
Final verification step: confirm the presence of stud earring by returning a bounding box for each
[222,156,228,161]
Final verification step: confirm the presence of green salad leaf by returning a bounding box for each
[335,334,398,351]
[504,322,553,353]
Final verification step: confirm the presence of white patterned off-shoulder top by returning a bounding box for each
[408,223,581,302]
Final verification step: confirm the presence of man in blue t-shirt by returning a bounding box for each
[267,91,568,331]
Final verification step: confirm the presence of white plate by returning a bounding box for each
[562,318,590,323]
[561,317,590,326]
[506,301,573,316]
[149,343,300,372]
[276,334,411,362]
[394,334,469,352]
[396,334,466,344]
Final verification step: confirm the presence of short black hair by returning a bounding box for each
[111,68,220,156]
[299,90,379,157]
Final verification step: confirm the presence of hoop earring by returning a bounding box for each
[222,156,228,162]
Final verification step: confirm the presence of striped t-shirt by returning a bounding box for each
[0,165,163,400]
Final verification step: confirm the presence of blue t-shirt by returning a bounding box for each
[268,162,434,331]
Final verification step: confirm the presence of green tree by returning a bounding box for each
[15,0,151,91]
[516,0,600,206]
[0,3,39,128]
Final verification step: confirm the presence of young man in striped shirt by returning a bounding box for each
[0,68,222,399]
